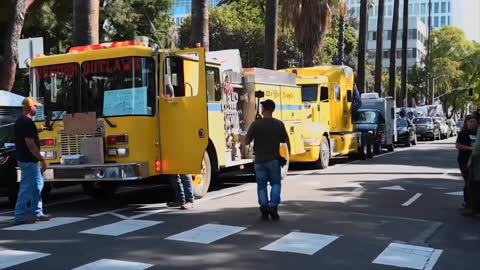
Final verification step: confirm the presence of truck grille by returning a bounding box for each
[59,130,102,156]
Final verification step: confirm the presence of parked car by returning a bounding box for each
[413,117,441,141]
[396,118,416,147]
[446,119,457,137]
[433,117,449,139]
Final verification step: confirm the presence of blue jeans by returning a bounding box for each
[254,160,281,208]
[171,175,194,204]
[15,162,45,222]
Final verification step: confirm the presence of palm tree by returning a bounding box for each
[374,0,385,95]
[401,0,409,107]
[190,0,209,50]
[336,0,348,65]
[0,0,35,91]
[357,0,368,92]
[388,0,400,99]
[264,0,279,69]
[280,0,340,67]
[73,0,99,46]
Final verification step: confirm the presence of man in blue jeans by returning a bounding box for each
[245,99,290,221]
[167,175,194,210]
[14,98,51,225]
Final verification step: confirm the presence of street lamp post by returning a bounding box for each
[432,74,449,104]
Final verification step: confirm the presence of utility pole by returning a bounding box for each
[427,0,433,104]
[401,0,409,107]
[388,0,400,101]
[357,0,369,93]
[374,0,385,96]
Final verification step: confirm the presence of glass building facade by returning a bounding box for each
[173,0,221,26]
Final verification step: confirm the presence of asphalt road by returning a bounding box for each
[0,138,477,270]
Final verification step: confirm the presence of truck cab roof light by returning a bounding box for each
[68,40,146,53]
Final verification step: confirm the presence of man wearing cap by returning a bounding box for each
[13,97,50,225]
[245,99,290,221]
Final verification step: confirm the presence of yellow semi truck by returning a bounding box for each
[283,66,371,168]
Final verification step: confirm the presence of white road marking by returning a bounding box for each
[72,259,153,270]
[402,193,423,207]
[373,243,442,270]
[80,220,163,236]
[446,191,463,196]
[0,249,49,269]
[424,249,443,270]
[261,232,339,255]
[3,217,86,231]
[0,216,13,222]
[380,185,406,191]
[128,209,170,220]
[166,224,246,244]
[89,207,133,217]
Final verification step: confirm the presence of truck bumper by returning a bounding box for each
[32,162,150,182]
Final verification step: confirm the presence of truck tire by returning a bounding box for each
[358,139,368,160]
[316,136,330,169]
[82,182,119,200]
[373,141,381,154]
[193,150,217,198]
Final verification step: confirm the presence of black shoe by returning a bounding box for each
[260,207,269,221]
[268,207,280,221]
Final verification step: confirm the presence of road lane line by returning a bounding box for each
[402,193,423,207]
[0,249,49,269]
[89,207,133,217]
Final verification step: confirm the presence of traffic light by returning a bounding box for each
[468,88,474,96]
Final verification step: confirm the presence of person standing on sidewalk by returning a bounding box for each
[245,99,290,221]
[14,98,51,225]
[456,114,478,212]
[167,175,194,210]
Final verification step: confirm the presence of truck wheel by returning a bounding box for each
[6,167,19,206]
[193,150,216,198]
[82,182,118,200]
[387,144,395,152]
[367,140,374,158]
[316,136,330,169]
[358,140,368,160]
[373,141,381,154]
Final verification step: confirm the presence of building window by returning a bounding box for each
[420,3,426,15]
[386,30,392,40]
[447,16,450,25]
[434,16,439,27]
[408,29,417,39]
[441,2,446,13]
[369,31,377,41]
[440,16,446,27]
[448,1,450,12]
[434,2,439,13]
[383,50,390,58]
[414,3,419,15]
[387,5,393,16]
[408,3,412,14]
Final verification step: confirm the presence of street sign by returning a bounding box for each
[18,37,44,69]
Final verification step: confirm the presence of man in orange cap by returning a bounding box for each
[13,97,50,225]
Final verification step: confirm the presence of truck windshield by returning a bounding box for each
[301,86,318,102]
[413,118,432,125]
[355,111,379,124]
[81,57,155,117]
[32,63,80,121]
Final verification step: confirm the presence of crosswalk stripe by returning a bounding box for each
[0,249,49,269]
[79,220,163,236]
[72,259,153,270]
[261,232,339,255]
[3,217,87,231]
[166,224,246,244]
[372,243,443,270]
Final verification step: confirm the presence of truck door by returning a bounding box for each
[319,86,330,127]
[158,48,208,174]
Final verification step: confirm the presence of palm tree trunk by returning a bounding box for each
[388,0,400,100]
[0,0,35,91]
[190,0,209,50]
[401,0,409,107]
[264,0,278,69]
[357,0,368,92]
[374,0,385,95]
[73,0,99,46]
[337,14,345,65]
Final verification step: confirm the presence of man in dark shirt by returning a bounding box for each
[245,99,290,221]
[456,114,478,211]
[14,98,50,225]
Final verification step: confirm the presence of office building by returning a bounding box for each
[348,0,480,41]
[173,0,221,26]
